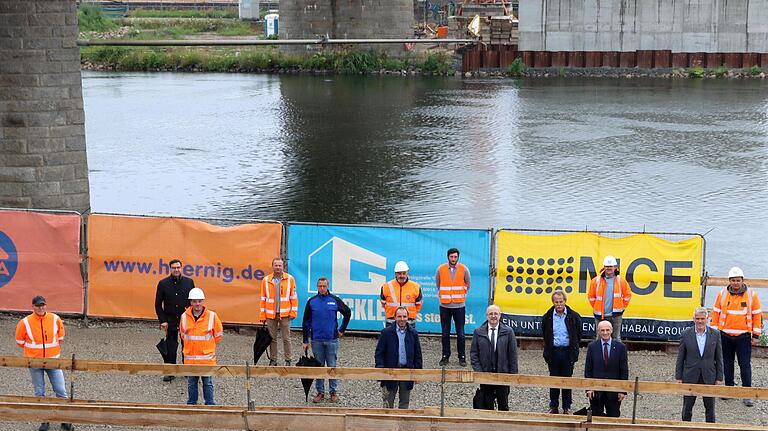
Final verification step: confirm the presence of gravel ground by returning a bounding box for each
[0,314,766,430]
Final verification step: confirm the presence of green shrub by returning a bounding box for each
[239,51,273,70]
[204,55,238,72]
[78,5,119,32]
[341,50,378,74]
[687,67,705,78]
[81,46,129,64]
[750,64,762,76]
[217,22,259,36]
[130,9,238,19]
[714,65,728,78]
[507,58,527,77]
[420,53,451,75]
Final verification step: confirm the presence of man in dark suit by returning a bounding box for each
[154,258,195,382]
[585,320,629,417]
[542,290,582,414]
[374,306,423,409]
[675,307,724,423]
[470,304,518,411]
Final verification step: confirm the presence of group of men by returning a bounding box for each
[14,252,762,427]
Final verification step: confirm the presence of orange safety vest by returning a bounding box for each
[587,273,632,318]
[380,278,423,319]
[259,272,298,321]
[437,263,468,305]
[15,312,65,359]
[711,287,762,338]
[180,307,223,365]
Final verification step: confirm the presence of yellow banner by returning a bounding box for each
[494,232,702,323]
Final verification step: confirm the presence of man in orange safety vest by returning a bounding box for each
[587,255,632,341]
[436,248,470,367]
[181,287,223,405]
[380,261,423,328]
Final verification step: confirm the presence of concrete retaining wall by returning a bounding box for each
[280,0,413,51]
[0,0,90,211]
[520,0,768,53]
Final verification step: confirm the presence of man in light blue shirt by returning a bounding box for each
[542,290,582,414]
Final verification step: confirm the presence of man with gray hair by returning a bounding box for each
[675,307,723,423]
[470,304,518,410]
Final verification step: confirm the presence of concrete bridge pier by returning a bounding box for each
[0,0,90,212]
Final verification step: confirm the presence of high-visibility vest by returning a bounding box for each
[587,273,632,318]
[180,307,223,365]
[259,272,298,321]
[437,263,468,305]
[15,312,64,359]
[380,279,423,319]
[711,287,762,338]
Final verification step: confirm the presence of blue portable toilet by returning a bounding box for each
[264,13,279,38]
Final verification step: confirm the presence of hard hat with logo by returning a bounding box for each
[603,255,618,266]
[394,261,410,272]
[728,266,745,279]
[188,287,205,300]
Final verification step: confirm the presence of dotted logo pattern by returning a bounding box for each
[503,255,575,295]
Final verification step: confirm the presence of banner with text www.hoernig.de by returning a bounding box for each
[493,232,703,341]
[287,223,491,333]
[87,214,282,324]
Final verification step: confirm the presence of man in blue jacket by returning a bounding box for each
[374,306,423,409]
[302,277,351,403]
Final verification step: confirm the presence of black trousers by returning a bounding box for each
[480,384,510,411]
[590,391,621,417]
[439,306,466,360]
[682,376,715,423]
[547,348,575,409]
[165,315,183,364]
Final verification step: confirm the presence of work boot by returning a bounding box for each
[439,357,449,366]
[329,392,339,403]
[38,423,49,431]
[548,407,559,414]
[162,375,175,382]
[743,398,754,407]
[562,409,571,415]
[285,359,292,366]
[61,423,74,431]
[459,358,467,367]
[312,393,324,403]
[268,359,277,366]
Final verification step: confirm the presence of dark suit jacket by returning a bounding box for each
[585,338,629,392]
[542,305,582,364]
[470,322,518,374]
[675,326,724,384]
[374,324,423,391]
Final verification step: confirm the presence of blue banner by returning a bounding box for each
[287,223,491,333]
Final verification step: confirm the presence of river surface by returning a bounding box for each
[82,71,768,292]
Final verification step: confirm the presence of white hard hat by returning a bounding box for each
[394,261,409,272]
[188,287,205,300]
[728,267,744,278]
[603,255,618,266]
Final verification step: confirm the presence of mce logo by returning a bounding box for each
[0,231,19,288]
[502,254,695,298]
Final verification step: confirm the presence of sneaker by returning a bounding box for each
[329,392,339,403]
[548,407,559,414]
[562,409,571,415]
[162,375,175,382]
[459,358,467,367]
[285,359,292,366]
[312,393,324,403]
[743,398,754,407]
[61,424,74,431]
[439,357,449,366]
[38,423,49,431]
[269,359,277,366]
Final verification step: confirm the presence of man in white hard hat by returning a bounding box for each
[710,266,761,407]
[180,287,223,405]
[380,261,423,327]
[587,255,632,341]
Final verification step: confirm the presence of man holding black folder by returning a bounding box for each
[154,258,195,381]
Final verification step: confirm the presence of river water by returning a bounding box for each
[82,71,768,287]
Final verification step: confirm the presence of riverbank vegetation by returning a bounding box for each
[80,46,455,75]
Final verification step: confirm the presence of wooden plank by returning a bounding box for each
[1,356,767,399]
[708,277,768,288]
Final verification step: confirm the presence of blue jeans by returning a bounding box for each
[30,368,67,398]
[187,376,215,405]
[311,339,339,394]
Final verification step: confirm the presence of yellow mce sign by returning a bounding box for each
[494,232,703,321]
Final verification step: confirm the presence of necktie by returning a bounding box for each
[603,342,609,367]
[490,327,497,353]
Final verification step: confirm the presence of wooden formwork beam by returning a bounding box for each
[1,356,767,400]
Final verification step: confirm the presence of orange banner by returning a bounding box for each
[87,214,282,324]
[0,210,83,313]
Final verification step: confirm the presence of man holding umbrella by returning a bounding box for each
[302,277,351,403]
[154,258,195,381]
